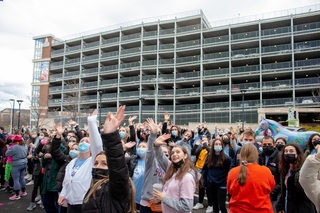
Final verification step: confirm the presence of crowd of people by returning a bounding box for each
[0,107,319,213]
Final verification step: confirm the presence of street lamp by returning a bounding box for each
[139,98,145,123]
[17,100,23,130]
[240,90,246,129]
[98,90,103,128]
[9,99,15,133]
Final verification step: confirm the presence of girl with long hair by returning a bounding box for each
[276,143,316,213]
[202,138,231,213]
[58,110,103,213]
[227,143,275,213]
[82,105,137,213]
[152,133,198,213]
[305,133,320,156]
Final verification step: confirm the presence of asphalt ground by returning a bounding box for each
[0,180,218,213]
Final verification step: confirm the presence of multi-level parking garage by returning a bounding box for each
[39,7,320,127]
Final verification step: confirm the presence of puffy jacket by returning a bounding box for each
[82,131,130,213]
[258,148,281,201]
[126,155,138,178]
[276,167,317,213]
[50,136,71,192]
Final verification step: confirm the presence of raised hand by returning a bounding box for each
[55,123,64,136]
[128,115,137,125]
[195,139,201,146]
[88,109,98,117]
[146,118,157,134]
[123,141,136,151]
[164,112,170,121]
[104,105,126,134]
[68,120,77,126]
[155,134,171,146]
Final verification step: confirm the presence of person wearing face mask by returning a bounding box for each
[202,138,231,213]
[152,132,198,213]
[192,137,211,211]
[125,141,148,210]
[58,110,103,213]
[276,143,317,213]
[221,134,236,159]
[82,106,137,213]
[161,112,182,144]
[275,137,287,152]
[305,133,320,157]
[175,131,193,156]
[258,136,281,212]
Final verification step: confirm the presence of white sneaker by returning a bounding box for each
[37,200,42,205]
[27,175,33,181]
[193,203,204,210]
[24,174,31,180]
[35,195,41,202]
[26,180,34,186]
[206,206,213,213]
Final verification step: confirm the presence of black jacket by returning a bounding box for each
[191,143,210,164]
[276,167,317,213]
[126,155,138,178]
[50,136,71,192]
[161,122,181,144]
[258,148,281,201]
[82,131,130,213]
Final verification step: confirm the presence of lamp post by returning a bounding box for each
[139,98,145,123]
[9,99,15,133]
[98,90,102,128]
[240,90,246,129]
[17,100,23,130]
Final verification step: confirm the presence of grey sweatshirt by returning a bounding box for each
[5,144,28,166]
[140,133,166,204]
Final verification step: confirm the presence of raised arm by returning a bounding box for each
[102,106,129,201]
[154,133,171,171]
[50,123,68,166]
[88,109,103,163]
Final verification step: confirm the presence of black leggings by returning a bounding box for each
[0,163,5,185]
[207,185,227,213]
[27,159,33,174]
[31,173,43,202]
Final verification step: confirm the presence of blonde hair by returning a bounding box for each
[237,143,258,186]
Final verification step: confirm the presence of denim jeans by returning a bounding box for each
[42,191,59,213]
[10,163,26,191]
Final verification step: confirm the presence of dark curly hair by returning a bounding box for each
[306,133,320,152]
[279,143,305,175]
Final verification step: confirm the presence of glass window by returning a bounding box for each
[32,62,41,83]
[34,39,43,59]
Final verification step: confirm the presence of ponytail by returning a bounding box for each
[128,177,138,213]
[237,161,248,186]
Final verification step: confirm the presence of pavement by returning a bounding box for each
[0,180,214,213]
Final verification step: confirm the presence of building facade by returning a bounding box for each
[32,6,320,127]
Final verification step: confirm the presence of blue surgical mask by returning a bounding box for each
[78,142,90,153]
[241,141,250,146]
[67,136,71,140]
[214,146,222,152]
[259,147,263,152]
[119,131,126,139]
[69,150,79,159]
[39,136,44,140]
[137,148,147,157]
[171,130,178,136]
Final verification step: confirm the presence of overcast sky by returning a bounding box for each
[0,0,318,111]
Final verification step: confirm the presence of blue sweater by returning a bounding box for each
[202,154,231,188]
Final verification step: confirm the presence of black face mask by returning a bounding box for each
[284,154,297,164]
[263,146,274,156]
[223,139,230,144]
[276,144,284,151]
[92,168,109,180]
[313,140,320,147]
[172,159,184,169]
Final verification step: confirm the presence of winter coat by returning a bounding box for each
[258,148,281,201]
[276,166,317,213]
[50,136,71,192]
[126,155,138,178]
[82,131,130,213]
